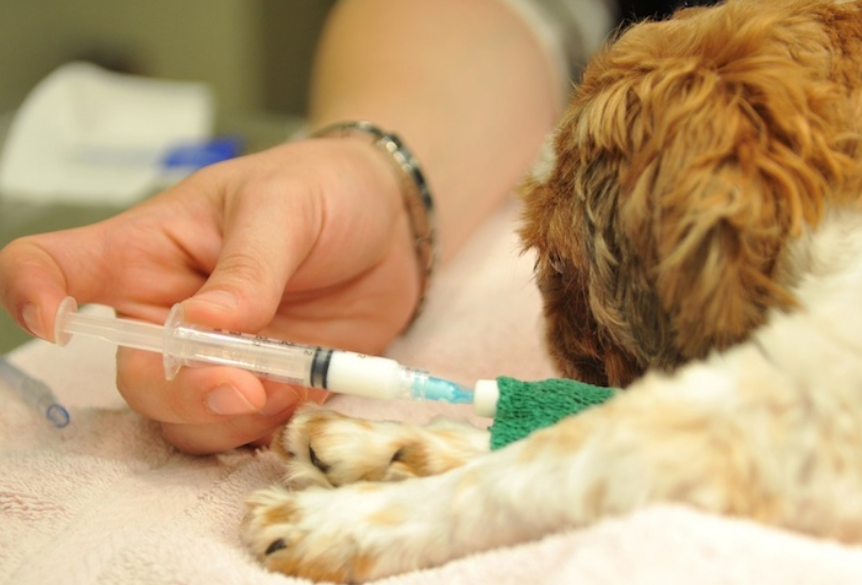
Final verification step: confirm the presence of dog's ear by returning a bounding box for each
[522,0,862,383]
[520,169,643,387]
[606,5,862,361]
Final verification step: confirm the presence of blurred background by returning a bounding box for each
[0,0,335,351]
[0,0,334,122]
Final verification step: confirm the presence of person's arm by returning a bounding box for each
[308,0,562,261]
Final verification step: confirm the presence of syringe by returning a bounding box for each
[53,297,480,406]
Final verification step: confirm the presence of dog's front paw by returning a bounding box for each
[274,406,488,488]
[242,481,453,582]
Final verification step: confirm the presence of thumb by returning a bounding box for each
[181,189,321,333]
[0,228,110,343]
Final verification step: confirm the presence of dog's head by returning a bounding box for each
[521,0,862,387]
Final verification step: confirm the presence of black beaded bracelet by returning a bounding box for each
[309,121,437,324]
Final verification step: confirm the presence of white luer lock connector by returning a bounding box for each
[325,352,410,400]
[473,379,500,417]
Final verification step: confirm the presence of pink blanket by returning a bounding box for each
[3,199,862,584]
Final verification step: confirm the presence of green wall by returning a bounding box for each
[0,0,334,116]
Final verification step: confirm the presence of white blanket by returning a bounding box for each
[3,199,862,584]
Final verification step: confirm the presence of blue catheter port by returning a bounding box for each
[416,376,474,404]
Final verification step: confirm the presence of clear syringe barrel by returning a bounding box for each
[54,298,476,406]
[163,305,419,400]
[163,304,319,386]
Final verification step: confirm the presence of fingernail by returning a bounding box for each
[192,290,239,310]
[21,304,45,339]
[206,385,258,415]
[259,386,301,417]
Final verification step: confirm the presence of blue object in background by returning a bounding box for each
[161,136,243,171]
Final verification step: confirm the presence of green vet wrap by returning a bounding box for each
[489,377,616,450]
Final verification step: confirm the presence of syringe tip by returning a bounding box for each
[422,376,474,404]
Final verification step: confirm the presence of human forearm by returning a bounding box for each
[308,0,562,261]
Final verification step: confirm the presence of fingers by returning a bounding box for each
[115,346,329,453]
[0,143,377,456]
[117,348,279,424]
[159,388,330,454]
[0,229,110,342]
[181,174,323,334]
[160,414,291,455]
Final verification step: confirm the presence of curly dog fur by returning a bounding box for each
[521,0,862,386]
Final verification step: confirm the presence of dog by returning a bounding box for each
[242,0,862,581]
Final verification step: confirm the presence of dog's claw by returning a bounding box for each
[265,538,287,555]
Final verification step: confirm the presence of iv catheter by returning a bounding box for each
[53,297,493,409]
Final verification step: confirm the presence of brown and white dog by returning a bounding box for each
[242,1,862,581]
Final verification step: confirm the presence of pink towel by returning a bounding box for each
[3,199,862,584]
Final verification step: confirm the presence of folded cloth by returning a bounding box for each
[3,198,862,585]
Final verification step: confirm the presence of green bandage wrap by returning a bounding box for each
[488,377,615,450]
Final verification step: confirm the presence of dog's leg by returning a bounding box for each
[243,331,862,582]
[245,214,862,581]
[270,406,490,488]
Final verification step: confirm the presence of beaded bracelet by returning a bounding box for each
[309,121,437,324]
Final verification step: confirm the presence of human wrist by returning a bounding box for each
[309,121,437,325]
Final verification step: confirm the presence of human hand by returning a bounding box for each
[0,136,421,453]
